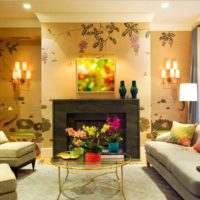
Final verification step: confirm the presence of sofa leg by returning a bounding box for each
[32,158,36,171]
[11,167,18,178]
[147,160,150,167]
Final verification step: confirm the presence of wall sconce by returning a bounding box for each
[12,61,31,90]
[161,60,180,86]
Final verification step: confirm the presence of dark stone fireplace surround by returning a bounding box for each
[52,99,140,159]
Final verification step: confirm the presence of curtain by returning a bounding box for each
[189,27,200,123]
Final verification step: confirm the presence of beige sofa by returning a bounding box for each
[145,125,200,200]
[0,131,35,177]
[0,163,17,200]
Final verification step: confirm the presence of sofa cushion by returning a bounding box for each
[145,141,182,170]
[167,121,197,146]
[192,125,200,145]
[169,150,200,197]
[0,163,16,195]
[0,131,9,144]
[0,142,35,158]
[145,141,200,197]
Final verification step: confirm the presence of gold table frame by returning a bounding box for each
[51,154,131,200]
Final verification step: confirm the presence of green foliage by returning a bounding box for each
[81,23,120,51]
[159,32,175,47]
[122,23,141,37]
[0,40,18,57]
[104,136,123,143]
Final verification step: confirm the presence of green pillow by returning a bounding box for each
[167,121,197,146]
[0,131,9,144]
[155,131,171,142]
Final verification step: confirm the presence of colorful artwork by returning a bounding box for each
[77,58,115,92]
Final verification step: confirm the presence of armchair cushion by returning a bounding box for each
[0,131,9,144]
[0,142,35,158]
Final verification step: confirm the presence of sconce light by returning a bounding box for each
[12,61,31,90]
[161,60,180,86]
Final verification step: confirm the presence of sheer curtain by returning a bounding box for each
[189,26,200,123]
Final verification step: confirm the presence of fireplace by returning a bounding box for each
[66,113,126,152]
[52,99,140,159]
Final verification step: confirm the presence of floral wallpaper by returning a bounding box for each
[151,31,192,135]
[41,22,151,146]
[0,34,42,155]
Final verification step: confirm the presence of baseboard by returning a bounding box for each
[41,148,53,158]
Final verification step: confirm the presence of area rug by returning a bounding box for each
[17,162,183,200]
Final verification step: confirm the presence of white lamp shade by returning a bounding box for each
[179,83,197,101]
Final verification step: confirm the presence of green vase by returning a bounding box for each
[108,142,119,153]
[119,81,127,99]
[130,80,138,99]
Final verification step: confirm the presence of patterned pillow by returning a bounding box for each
[193,139,200,153]
[0,131,9,144]
[167,121,197,146]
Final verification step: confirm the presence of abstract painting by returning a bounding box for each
[77,58,115,92]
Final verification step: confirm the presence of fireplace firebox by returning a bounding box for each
[52,99,140,159]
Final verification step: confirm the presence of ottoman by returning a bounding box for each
[0,163,17,200]
[0,142,35,177]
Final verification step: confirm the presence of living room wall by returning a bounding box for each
[151,31,192,134]
[41,23,151,147]
[0,28,42,146]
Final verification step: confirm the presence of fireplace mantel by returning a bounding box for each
[52,99,140,159]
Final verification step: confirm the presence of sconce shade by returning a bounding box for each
[179,83,197,101]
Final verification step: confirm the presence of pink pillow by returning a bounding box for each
[193,139,200,153]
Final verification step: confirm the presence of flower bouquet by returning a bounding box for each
[66,123,110,162]
[104,116,123,153]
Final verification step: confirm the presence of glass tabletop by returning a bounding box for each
[51,153,131,170]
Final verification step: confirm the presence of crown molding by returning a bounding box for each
[36,12,155,23]
[150,23,192,31]
[0,18,40,28]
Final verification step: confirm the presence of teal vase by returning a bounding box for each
[130,80,138,99]
[119,81,127,99]
[108,142,119,153]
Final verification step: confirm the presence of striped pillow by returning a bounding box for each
[167,121,197,146]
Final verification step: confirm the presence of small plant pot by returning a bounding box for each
[108,142,119,153]
[85,152,101,162]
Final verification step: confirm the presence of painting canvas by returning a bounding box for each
[77,58,115,92]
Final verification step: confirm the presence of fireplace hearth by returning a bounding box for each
[52,99,140,159]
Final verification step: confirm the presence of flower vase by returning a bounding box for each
[108,142,119,153]
[130,80,138,99]
[119,81,127,99]
[85,152,101,162]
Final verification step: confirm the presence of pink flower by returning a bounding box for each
[66,128,76,136]
[106,116,121,132]
[73,139,82,147]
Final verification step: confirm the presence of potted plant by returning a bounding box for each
[105,116,123,153]
[66,123,110,162]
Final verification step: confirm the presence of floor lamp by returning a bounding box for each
[179,83,197,123]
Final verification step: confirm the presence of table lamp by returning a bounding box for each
[179,83,197,122]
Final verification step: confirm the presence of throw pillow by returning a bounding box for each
[193,139,200,153]
[0,131,9,144]
[167,121,197,146]
[155,131,171,142]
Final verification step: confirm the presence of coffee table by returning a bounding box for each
[51,153,131,200]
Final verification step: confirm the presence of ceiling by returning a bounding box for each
[0,0,200,30]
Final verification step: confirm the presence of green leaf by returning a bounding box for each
[93,42,99,48]
[122,30,128,37]
[72,147,85,155]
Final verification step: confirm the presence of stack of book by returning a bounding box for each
[101,149,124,162]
